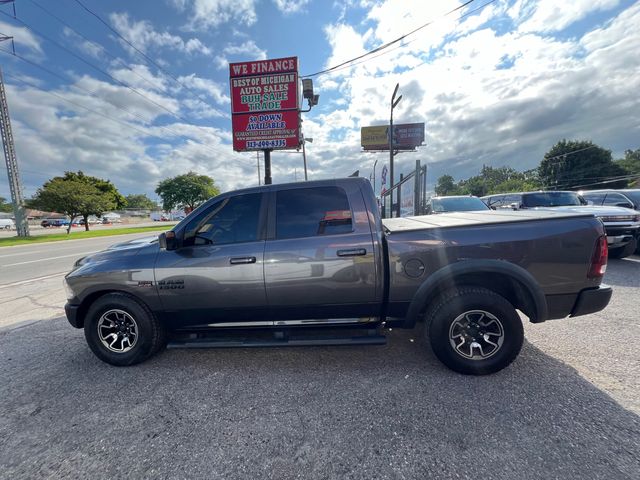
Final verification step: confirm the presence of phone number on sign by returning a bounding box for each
[246,139,286,148]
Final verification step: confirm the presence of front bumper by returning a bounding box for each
[65,303,82,328]
[571,284,612,318]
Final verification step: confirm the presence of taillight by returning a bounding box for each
[588,235,608,279]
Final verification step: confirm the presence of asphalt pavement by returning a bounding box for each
[0,245,638,479]
[0,233,157,328]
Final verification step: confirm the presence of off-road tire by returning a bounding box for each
[425,287,523,375]
[84,293,165,366]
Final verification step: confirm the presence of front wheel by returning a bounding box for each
[84,293,166,366]
[425,287,523,375]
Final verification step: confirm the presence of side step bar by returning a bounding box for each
[167,328,386,349]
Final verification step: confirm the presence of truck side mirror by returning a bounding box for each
[158,231,177,251]
[615,202,633,209]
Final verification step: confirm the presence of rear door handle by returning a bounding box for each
[337,248,367,257]
[230,256,257,265]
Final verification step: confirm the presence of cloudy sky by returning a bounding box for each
[0,0,639,201]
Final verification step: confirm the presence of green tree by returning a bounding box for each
[0,196,13,213]
[155,172,219,212]
[29,171,125,232]
[617,148,640,179]
[29,179,95,233]
[435,175,458,196]
[125,193,157,210]
[538,140,628,190]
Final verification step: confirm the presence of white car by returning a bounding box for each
[0,218,15,230]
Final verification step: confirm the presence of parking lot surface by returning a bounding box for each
[0,257,638,479]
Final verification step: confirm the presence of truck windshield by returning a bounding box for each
[522,192,583,207]
[432,197,490,212]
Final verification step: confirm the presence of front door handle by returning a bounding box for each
[337,248,367,257]
[230,256,257,265]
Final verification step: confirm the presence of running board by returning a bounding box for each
[167,329,386,349]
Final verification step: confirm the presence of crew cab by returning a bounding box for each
[64,178,612,375]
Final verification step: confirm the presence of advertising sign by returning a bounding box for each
[361,126,388,149]
[232,110,300,151]
[230,56,300,152]
[361,123,425,151]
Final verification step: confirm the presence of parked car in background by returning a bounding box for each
[482,191,585,209]
[425,195,490,214]
[0,218,15,230]
[481,191,640,258]
[41,218,69,228]
[580,189,640,254]
[580,189,640,210]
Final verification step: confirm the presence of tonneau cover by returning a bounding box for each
[382,210,597,233]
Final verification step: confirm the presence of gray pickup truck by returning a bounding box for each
[64,178,612,375]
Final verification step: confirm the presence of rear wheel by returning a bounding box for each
[609,238,637,259]
[425,287,523,375]
[84,293,165,366]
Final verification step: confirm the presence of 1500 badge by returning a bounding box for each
[158,279,185,290]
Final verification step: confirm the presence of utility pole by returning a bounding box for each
[256,151,261,186]
[264,149,272,185]
[389,83,402,217]
[0,65,30,237]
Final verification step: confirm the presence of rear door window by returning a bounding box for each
[276,186,353,239]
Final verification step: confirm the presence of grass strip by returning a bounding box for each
[0,225,172,247]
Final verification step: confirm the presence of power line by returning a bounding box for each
[71,0,219,113]
[320,0,499,78]
[0,8,233,144]
[25,0,168,97]
[0,48,235,159]
[2,70,253,167]
[302,0,476,77]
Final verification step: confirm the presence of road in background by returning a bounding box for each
[0,233,156,328]
[0,220,176,238]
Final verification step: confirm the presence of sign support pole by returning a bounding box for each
[263,149,272,185]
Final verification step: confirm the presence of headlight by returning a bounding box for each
[599,215,635,222]
[63,277,75,300]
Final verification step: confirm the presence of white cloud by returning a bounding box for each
[273,0,311,14]
[0,20,42,54]
[6,79,252,198]
[171,0,258,30]
[109,13,212,56]
[109,63,169,93]
[214,40,268,69]
[511,0,621,33]
[62,27,105,60]
[176,74,230,105]
[302,1,640,188]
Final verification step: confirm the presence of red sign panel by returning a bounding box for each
[232,110,300,151]
[230,56,300,152]
[229,57,297,78]
[231,73,298,114]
